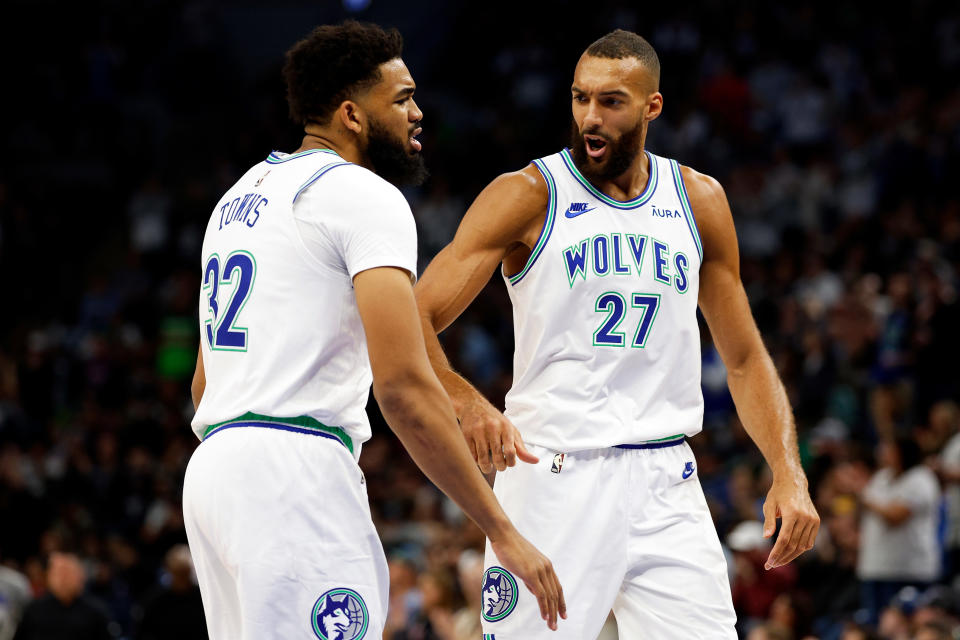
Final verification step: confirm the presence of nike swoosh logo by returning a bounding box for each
[682,467,695,479]
[565,205,597,218]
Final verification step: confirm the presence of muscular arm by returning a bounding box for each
[355,266,565,627]
[687,166,820,569]
[414,166,549,472]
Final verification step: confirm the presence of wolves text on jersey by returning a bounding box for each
[562,232,690,293]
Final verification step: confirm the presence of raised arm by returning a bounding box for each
[414,165,549,473]
[688,166,820,570]
[354,265,565,629]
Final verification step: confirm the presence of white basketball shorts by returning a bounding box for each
[183,424,388,640]
[481,438,737,639]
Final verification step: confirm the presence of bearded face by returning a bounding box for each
[364,116,428,187]
[568,116,643,183]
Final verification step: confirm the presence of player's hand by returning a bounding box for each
[762,475,820,570]
[458,389,538,473]
[490,531,567,631]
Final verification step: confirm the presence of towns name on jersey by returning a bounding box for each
[562,233,691,292]
[218,192,269,230]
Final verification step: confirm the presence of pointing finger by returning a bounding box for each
[515,437,539,464]
[766,516,795,569]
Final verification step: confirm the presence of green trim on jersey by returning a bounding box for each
[670,160,704,262]
[559,148,658,209]
[508,158,557,285]
[266,148,341,164]
[202,412,354,454]
[641,433,684,443]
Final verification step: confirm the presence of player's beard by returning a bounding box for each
[569,118,643,183]
[365,118,428,187]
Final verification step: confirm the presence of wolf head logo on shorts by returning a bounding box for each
[481,566,518,622]
[311,588,368,640]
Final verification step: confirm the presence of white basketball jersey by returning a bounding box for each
[502,148,704,451]
[191,149,417,459]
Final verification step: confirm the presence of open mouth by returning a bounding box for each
[584,134,607,159]
[410,126,423,152]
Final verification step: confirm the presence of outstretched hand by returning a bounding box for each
[762,477,820,570]
[490,531,567,630]
[458,390,538,473]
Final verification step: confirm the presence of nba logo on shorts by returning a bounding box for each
[551,453,565,473]
[481,566,519,622]
[311,588,368,640]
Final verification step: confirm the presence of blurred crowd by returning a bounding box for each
[1,1,959,639]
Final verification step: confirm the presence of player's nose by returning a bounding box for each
[583,101,602,128]
[409,99,423,122]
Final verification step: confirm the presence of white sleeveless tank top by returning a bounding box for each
[502,148,705,451]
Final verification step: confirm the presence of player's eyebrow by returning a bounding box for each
[571,86,629,97]
[394,86,415,100]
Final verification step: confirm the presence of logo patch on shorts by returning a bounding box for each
[311,588,368,640]
[551,453,565,473]
[682,461,695,479]
[481,566,519,622]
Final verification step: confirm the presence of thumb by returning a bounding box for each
[762,498,777,538]
[515,437,539,464]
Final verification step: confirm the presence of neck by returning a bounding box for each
[609,140,649,198]
[295,124,366,167]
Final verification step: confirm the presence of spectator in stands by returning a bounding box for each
[856,437,941,624]
[132,544,205,640]
[0,565,30,640]
[12,552,113,640]
[728,520,797,631]
[933,401,960,576]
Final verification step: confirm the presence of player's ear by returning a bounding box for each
[338,100,364,135]
[646,92,663,122]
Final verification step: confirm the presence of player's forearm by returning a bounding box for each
[419,315,483,415]
[373,376,513,541]
[726,349,805,484]
[191,369,205,411]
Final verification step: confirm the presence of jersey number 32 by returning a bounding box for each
[203,251,256,351]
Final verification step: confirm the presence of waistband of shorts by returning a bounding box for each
[202,412,354,455]
[614,434,686,450]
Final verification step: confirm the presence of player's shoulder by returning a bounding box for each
[677,163,731,232]
[298,159,410,212]
[479,163,550,218]
[678,164,726,205]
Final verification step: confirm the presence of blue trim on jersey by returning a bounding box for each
[614,436,685,450]
[559,148,657,209]
[265,148,341,164]
[670,160,704,262]
[203,420,351,450]
[293,162,352,204]
[508,159,557,286]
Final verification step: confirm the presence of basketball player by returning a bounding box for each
[182,22,564,640]
[414,30,820,638]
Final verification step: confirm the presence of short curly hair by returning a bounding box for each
[283,21,404,126]
[585,30,660,90]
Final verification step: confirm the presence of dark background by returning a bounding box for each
[1,1,959,639]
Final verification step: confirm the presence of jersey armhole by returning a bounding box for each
[670,160,704,264]
[507,159,557,286]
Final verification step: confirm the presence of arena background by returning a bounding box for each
[1,1,959,639]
